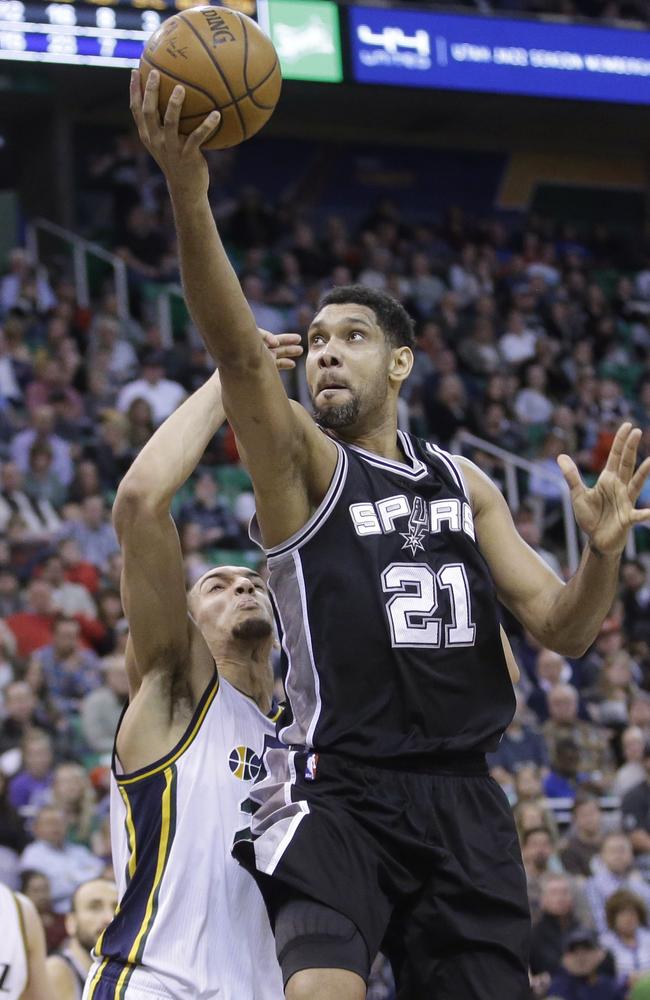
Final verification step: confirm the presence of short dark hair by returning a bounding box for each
[317,284,415,350]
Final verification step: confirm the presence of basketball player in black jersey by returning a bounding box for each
[46,880,118,1000]
[131,71,650,1000]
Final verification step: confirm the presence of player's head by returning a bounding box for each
[306,285,415,434]
[188,565,274,654]
[66,878,118,953]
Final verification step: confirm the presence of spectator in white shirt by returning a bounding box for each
[499,309,538,367]
[514,363,555,425]
[0,248,57,316]
[601,889,650,987]
[116,350,186,426]
[613,727,647,799]
[19,805,103,913]
[39,554,97,619]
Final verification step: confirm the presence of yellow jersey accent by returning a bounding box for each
[116,677,219,786]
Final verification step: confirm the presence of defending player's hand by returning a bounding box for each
[260,330,303,371]
[557,421,650,555]
[129,68,220,194]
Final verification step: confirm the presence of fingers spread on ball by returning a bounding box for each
[142,69,161,132]
[187,111,222,149]
[164,85,186,131]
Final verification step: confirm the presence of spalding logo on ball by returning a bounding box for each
[140,4,282,149]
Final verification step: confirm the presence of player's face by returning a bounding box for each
[68,880,118,952]
[193,567,273,641]
[306,304,393,431]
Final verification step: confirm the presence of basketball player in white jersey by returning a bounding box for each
[0,881,49,1000]
[83,332,301,1000]
[47,879,117,999]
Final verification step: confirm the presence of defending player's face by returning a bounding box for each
[67,879,118,952]
[192,567,273,640]
[306,304,393,430]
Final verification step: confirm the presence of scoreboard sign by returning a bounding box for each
[0,0,255,66]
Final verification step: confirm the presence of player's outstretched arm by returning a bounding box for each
[17,893,49,1000]
[129,71,337,547]
[113,333,302,694]
[462,422,650,657]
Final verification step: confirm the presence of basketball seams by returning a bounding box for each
[176,10,247,142]
[236,12,280,110]
[249,58,280,110]
[141,52,221,108]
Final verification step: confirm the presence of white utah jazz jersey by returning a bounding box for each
[0,884,27,1000]
[84,675,284,1000]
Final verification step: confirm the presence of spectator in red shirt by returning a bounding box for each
[6,578,58,657]
[58,537,99,594]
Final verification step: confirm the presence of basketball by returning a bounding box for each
[139,5,282,150]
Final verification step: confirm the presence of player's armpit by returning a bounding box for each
[458,458,566,651]
[17,894,49,1000]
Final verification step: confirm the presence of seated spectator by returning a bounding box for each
[46,877,118,993]
[39,553,97,619]
[560,791,607,877]
[527,429,567,514]
[19,869,67,954]
[548,927,625,1000]
[528,649,574,722]
[124,396,154,450]
[488,689,549,774]
[80,654,128,755]
[601,890,650,988]
[19,804,104,913]
[514,363,554,426]
[585,834,650,935]
[621,560,650,643]
[513,504,562,577]
[0,247,56,316]
[542,683,614,791]
[0,679,54,755]
[622,742,650,871]
[0,461,62,540]
[6,578,58,657]
[585,652,640,730]
[62,495,119,573]
[10,404,73,488]
[87,314,138,386]
[530,873,589,978]
[9,729,54,812]
[67,459,103,506]
[522,826,564,923]
[613,726,646,798]
[25,356,83,421]
[31,616,101,720]
[499,308,537,366]
[422,372,470,447]
[39,762,99,848]
[23,440,66,508]
[178,472,242,550]
[58,537,99,595]
[513,798,559,844]
[544,738,590,800]
[116,350,186,426]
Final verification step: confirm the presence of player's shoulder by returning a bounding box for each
[453,455,501,513]
[45,952,76,989]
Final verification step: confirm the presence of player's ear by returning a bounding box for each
[388,345,413,385]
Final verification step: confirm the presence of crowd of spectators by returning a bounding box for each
[4,131,650,997]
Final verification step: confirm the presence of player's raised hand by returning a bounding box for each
[129,69,220,193]
[259,330,303,371]
[557,422,650,555]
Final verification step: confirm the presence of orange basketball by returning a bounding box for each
[139,5,282,150]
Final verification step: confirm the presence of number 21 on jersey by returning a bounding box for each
[381,562,476,648]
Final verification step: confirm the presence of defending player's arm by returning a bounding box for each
[113,334,300,696]
[17,894,49,1000]
[462,423,650,658]
[129,71,338,547]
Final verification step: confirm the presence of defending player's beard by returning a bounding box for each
[312,395,361,430]
[232,617,273,641]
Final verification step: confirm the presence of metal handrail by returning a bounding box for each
[453,429,581,572]
[26,218,130,325]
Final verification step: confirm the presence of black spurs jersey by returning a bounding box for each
[252,431,515,762]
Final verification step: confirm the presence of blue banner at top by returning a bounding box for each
[349,6,650,105]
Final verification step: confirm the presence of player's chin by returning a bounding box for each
[232,616,273,641]
[313,398,361,430]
